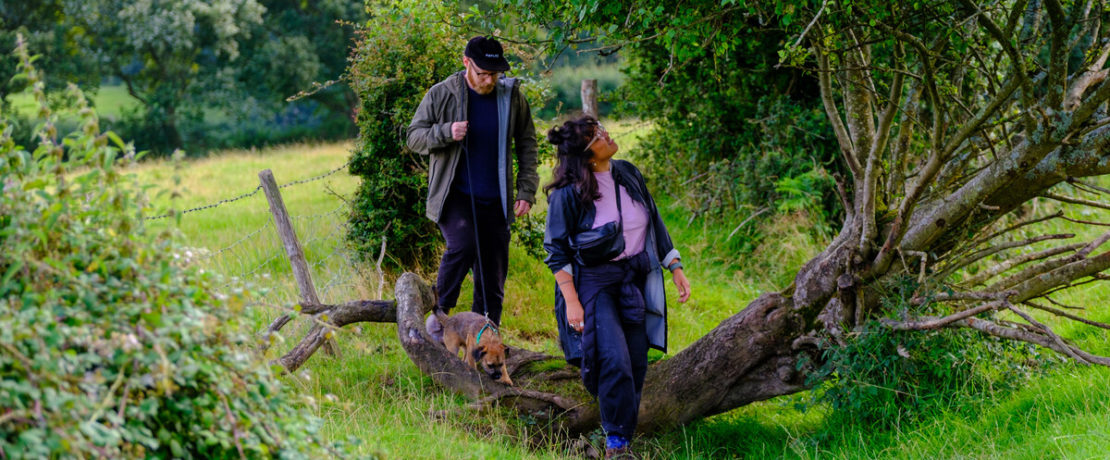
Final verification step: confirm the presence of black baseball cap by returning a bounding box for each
[464,36,511,72]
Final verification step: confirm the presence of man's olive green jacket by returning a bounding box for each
[406,71,539,223]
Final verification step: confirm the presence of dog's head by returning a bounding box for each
[471,340,507,381]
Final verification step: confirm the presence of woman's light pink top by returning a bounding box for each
[592,171,648,260]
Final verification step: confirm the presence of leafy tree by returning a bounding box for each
[233,0,365,130]
[66,0,265,151]
[0,35,338,458]
[0,0,99,108]
[401,0,1110,436]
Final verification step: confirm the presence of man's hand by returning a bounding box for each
[451,121,468,141]
[514,200,532,217]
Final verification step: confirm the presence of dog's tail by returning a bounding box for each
[425,310,448,344]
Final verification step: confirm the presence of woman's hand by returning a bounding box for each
[566,299,585,333]
[673,268,691,303]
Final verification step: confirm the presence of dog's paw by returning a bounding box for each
[425,314,444,344]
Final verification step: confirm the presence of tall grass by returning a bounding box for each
[132,133,1110,459]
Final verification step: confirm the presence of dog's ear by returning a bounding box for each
[471,346,486,363]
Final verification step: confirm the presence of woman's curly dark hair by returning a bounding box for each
[544,116,601,203]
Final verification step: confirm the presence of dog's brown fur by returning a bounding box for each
[435,311,513,386]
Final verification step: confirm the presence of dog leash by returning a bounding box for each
[476,322,498,345]
[461,133,491,322]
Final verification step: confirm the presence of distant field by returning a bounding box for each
[132,134,1110,459]
[10,84,137,119]
[10,84,226,122]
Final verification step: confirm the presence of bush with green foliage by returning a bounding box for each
[345,1,465,268]
[806,279,1047,427]
[0,40,337,459]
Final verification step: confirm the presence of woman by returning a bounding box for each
[543,116,691,458]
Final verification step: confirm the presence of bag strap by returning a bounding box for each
[613,174,623,232]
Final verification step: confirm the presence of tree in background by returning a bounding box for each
[401,0,1110,435]
[5,0,366,154]
[345,1,463,268]
[0,0,99,108]
[66,0,265,151]
[232,0,365,135]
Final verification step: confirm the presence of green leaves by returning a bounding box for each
[1,38,336,459]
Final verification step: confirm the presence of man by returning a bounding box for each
[407,36,539,327]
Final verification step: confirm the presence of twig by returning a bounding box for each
[1061,216,1110,227]
[1022,301,1110,329]
[1005,303,1087,363]
[1044,295,1085,310]
[882,300,1004,330]
[913,289,1017,305]
[961,243,1084,286]
[1078,230,1110,258]
[1042,192,1110,211]
[950,233,1075,272]
[727,208,770,241]
[217,392,247,460]
[1068,177,1110,195]
[786,0,829,54]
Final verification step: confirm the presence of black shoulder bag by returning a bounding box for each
[570,178,624,266]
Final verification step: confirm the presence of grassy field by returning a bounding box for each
[10,84,227,122]
[10,84,138,119]
[128,129,1110,459]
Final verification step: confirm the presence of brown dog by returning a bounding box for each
[435,311,513,386]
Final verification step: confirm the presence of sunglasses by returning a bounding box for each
[584,123,607,153]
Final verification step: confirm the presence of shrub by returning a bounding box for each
[805,278,1047,427]
[0,40,337,459]
[344,1,465,268]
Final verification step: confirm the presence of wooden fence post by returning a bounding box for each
[581,79,598,119]
[258,169,338,356]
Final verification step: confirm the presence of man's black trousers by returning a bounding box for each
[435,190,510,325]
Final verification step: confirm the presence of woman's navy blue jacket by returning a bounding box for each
[544,160,680,366]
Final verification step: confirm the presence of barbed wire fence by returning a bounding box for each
[151,158,388,355]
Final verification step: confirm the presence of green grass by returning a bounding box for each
[10,84,227,122]
[130,132,1110,459]
[10,84,138,119]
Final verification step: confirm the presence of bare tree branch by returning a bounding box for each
[1069,177,1110,195]
[1010,250,1110,301]
[1042,0,1069,109]
[949,233,1076,272]
[815,44,863,178]
[1042,192,1110,211]
[860,45,906,252]
[972,211,1065,249]
[1023,300,1110,330]
[882,300,1005,331]
[962,316,1110,365]
[962,243,1085,286]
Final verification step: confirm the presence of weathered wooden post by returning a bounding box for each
[581,79,598,118]
[258,169,337,356]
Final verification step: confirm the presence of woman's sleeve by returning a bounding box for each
[544,189,576,275]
